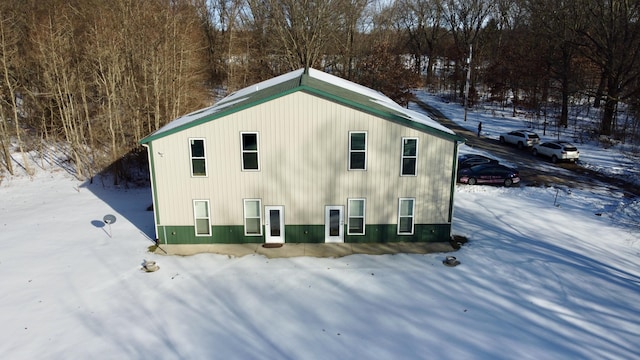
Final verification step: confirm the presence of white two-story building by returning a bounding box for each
[140,68,464,245]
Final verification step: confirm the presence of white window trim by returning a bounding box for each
[243,199,263,236]
[193,200,211,236]
[189,138,207,177]
[348,131,367,171]
[397,198,415,235]
[400,137,418,176]
[347,198,366,235]
[241,132,260,171]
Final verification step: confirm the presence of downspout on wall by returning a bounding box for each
[448,139,465,237]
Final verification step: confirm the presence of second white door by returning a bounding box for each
[324,205,344,243]
[264,206,285,243]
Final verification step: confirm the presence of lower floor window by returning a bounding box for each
[397,198,415,235]
[244,199,262,235]
[193,200,211,236]
[348,198,366,235]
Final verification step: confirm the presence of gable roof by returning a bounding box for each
[139,68,465,144]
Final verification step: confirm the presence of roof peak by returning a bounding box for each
[140,68,463,144]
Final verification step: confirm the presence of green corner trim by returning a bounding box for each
[144,143,161,225]
[448,143,461,223]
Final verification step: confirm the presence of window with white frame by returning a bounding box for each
[190,138,207,176]
[401,138,418,176]
[243,199,262,236]
[397,198,415,235]
[348,131,367,170]
[241,132,260,171]
[348,198,366,235]
[193,200,211,236]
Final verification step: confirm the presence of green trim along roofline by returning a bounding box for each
[139,68,466,145]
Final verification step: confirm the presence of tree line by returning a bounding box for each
[1,0,639,181]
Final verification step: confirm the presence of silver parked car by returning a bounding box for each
[533,141,579,163]
[499,130,541,149]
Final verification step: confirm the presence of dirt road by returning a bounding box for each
[414,100,639,198]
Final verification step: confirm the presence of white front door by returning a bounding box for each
[325,205,344,243]
[264,206,285,243]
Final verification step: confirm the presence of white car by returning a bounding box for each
[499,130,541,149]
[533,141,580,163]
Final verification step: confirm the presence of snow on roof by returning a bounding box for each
[218,69,305,106]
[142,68,457,142]
[151,97,249,136]
[308,68,456,136]
[370,99,455,135]
[308,68,392,105]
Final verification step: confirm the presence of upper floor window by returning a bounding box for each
[241,132,260,171]
[397,198,415,235]
[349,131,367,170]
[401,138,418,176]
[190,138,207,176]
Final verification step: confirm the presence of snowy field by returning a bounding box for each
[1,98,639,359]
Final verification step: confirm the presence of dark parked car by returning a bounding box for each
[458,154,499,170]
[458,164,520,187]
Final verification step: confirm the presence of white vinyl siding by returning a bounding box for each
[150,92,455,227]
[193,200,211,236]
[243,199,262,236]
[241,132,260,171]
[401,137,418,176]
[348,131,367,170]
[397,198,415,235]
[189,138,207,177]
[347,198,366,235]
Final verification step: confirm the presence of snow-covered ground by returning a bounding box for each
[1,97,639,359]
[413,93,640,187]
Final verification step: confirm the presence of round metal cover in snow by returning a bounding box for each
[103,214,117,224]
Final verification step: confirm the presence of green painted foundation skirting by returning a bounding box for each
[157,224,451,245]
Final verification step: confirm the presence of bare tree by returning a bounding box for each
[213,0,251,90]
[524,0,581,128]
[0,15,19,175]
[481,0,550,115]
[15,0,209,181]
[30,9,93,178]
[441,0,495,98]
[249,0,343,71]
[0,12,34,175]
[87,0,210,182]
[356,40,421,106]
[13,0,640,180]
[331,0,372,80]
[575,0,640,136]
[395,0,445,85]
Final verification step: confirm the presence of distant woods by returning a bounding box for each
[0,0,209,179]
[1,0,640,180]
